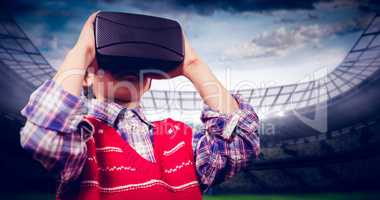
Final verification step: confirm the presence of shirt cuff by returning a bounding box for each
[200,93,259,140]
[20,79,86,133]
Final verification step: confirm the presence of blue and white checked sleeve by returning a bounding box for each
[20,80,88,182]
[193,93,260,190]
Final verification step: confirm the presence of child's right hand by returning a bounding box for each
[53,11,99,96]
[71,11,99,69]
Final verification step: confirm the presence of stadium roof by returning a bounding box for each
[0,14,55,88]
[0,13,379,119]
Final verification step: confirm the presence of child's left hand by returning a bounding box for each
[151,31,239,114]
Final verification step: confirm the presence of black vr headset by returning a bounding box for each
[94,11,184,76]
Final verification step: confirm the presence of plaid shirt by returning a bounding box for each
[20,80,260,191]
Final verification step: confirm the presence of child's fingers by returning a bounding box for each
[76,11,100,48]
[87,11,100,24]
[83,11,100,30]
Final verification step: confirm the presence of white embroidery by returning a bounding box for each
[81,180,98,185]
[98,166,136,172]
[164,160,193,174]
[96,146,123,153]
[81,179,199,193]
[163,141,185,156]
[87,156,97,163]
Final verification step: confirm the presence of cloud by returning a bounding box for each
[223,18,368,60]
[6,0,374,77]
[1,0,87,18]
[316,0,379,12]
[161,0,333,14]
[3,0,377,17]
[3,0,377,20]
[97,0,380,15]
[17,17,80,68]
[276,13,321,24]
[0,0,39,13]
[359,0,380,13]
[94,0,336,15]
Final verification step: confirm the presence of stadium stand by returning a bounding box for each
[212,14,380,193]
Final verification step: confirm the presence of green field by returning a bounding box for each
[1,193,379,200]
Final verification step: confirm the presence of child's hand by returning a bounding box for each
[53,11,99,96]
[171,33,239,115]
[71,11,99,69]
[180,34,201,76]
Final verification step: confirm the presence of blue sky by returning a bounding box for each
[7,0,377,91]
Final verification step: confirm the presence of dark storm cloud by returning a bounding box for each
[0,0,80,17]
[94,0,380,16]
[171,0,333,13]
[0,0,38,12]
[3,0,378,16]
[99,0,334,15]
[358,0,380,13]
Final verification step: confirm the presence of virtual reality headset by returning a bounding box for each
[94,11,184,76]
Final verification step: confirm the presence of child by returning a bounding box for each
[20,12,260,200]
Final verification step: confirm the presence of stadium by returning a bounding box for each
[0,1,380,200]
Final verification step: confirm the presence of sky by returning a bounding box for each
[3,0,378,92]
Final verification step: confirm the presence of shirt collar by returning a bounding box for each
[86,99,154,128]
